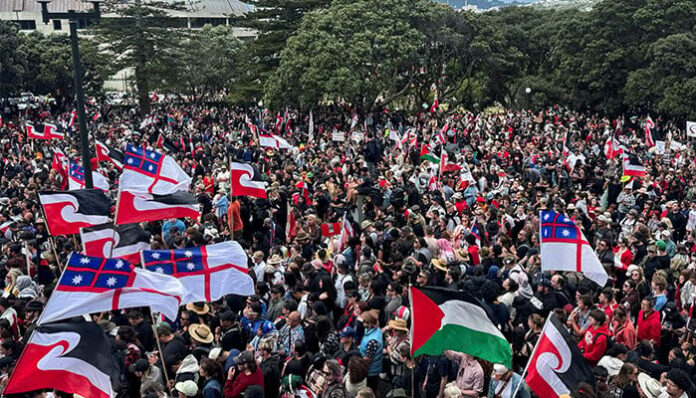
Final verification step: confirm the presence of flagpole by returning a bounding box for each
[150,311,173,389]
[511,315,552,398]
[408,283,415,398]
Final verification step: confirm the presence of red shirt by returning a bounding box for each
[224,367,264,398]
[637,309,661,346]
[578,324,610,366]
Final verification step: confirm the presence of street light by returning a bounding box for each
[37,0,102,189]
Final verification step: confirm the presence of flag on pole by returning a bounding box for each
[68,162,110,192]
[37,123,65,139]
[95,140,124,169]
[142,241,253,303]
[230,162,267,198]
[308,110,314,141]
[121,144,191,195]
[440,151,462,172]
[39,190,111,236]
[420,144,440,163]
[430,83,439,113]
[622,153,646,177]
[321,222,342,237]
[604,138,625,159]
[4,322,120,398]
[115,190,200,225]
[350,114,359,129]
[409,286,511,366]
[539,210,608,286]
[37,253,186,325]
[525,314,596,398]
[81,223,150,264]
[644,116,655,147]
[686,121,696,138]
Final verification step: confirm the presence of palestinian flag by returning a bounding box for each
[410,286,511,367]
[420,144,440,163]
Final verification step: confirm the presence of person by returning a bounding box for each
[259,338,281,398]
[612,307,637,350]
[578,309,610,366]
[636,297,661,346]
[157,325,188,379]
[278,311,304,355]
[321,359,348,398]
[175,380,199,397]
[224,351,264,398]
[358,311,382,392]
[200,357,224,398]
[487,364,529,398]
[131,358,164,397]
[446,351,484,398]
[607,363,640,398]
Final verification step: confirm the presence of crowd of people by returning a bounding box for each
[0,96,695,398]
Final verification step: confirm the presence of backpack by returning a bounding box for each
[593,331,614,353]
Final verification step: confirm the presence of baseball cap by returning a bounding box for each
[339,326,355,338]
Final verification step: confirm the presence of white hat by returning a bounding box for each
[208,347,223,360]
[626,264,640,277]
[175,380,199,397]
[492,364,508,375]
[637,373,662,398]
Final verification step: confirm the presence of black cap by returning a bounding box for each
[24,300,43,312]
[233,351,255,365]
[219,310,236,322]
[129,358,149,373]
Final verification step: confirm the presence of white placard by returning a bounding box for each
[687,121,696,137]
[332,131,345,142]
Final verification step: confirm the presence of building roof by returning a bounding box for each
[1,0,253,16]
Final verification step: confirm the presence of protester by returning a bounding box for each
[0,101,694,398]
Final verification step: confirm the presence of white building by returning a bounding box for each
[0,0,255,37]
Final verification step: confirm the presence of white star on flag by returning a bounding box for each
[72,275,83,285]
[150,153,156,159]
[561,229,570,237]
[127,158,134,164]
[155,267,164,273]
[543,213,550,220]
[115,260,124,269]
[185,250,193,257]
[106,277,117,287]
[151,252,160,260]
[148,165,154,171]
[79,257,90,264]
[186,262,196,270]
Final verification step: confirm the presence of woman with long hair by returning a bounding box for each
[607,363,639,398]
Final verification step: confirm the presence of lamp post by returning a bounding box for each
[37,0,102,189]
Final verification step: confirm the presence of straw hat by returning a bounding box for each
[454,248,470,262]
[186,302,210,315]
[267,254,283,265]
[388,318,409,332]
[189,323,214,344]
[431,258,448,272]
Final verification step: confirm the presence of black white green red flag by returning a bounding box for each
[409,286,511,367]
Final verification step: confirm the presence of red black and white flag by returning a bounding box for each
[80,223,150,264]
[39,190,111,236]
[525,313,595,398]
[644,116,655,148]
[95,140,124,169]
[622,153,646,177]
[230,162,267,198]
[115,190,200,225]
[5,322,121,398]
[26,122,65,139]
[321,222,342,237]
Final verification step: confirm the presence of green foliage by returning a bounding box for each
[0,22,27,98]
[92,2,185,114]
[165,25,242,99]
[233,0,328,102]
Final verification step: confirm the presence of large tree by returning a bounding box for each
[0,22,27,98]
[164,25,242,101]
[233,0,327,103]
[92,1,184,115]
[265,0,492,112]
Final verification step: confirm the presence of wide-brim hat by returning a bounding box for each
[431,258,447,272]
[186,302,210,315]
[637,373,662,398]
[454,248,470,262]
[189,323,214,344]
[267,254,283,265]
[388,318,409,332]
